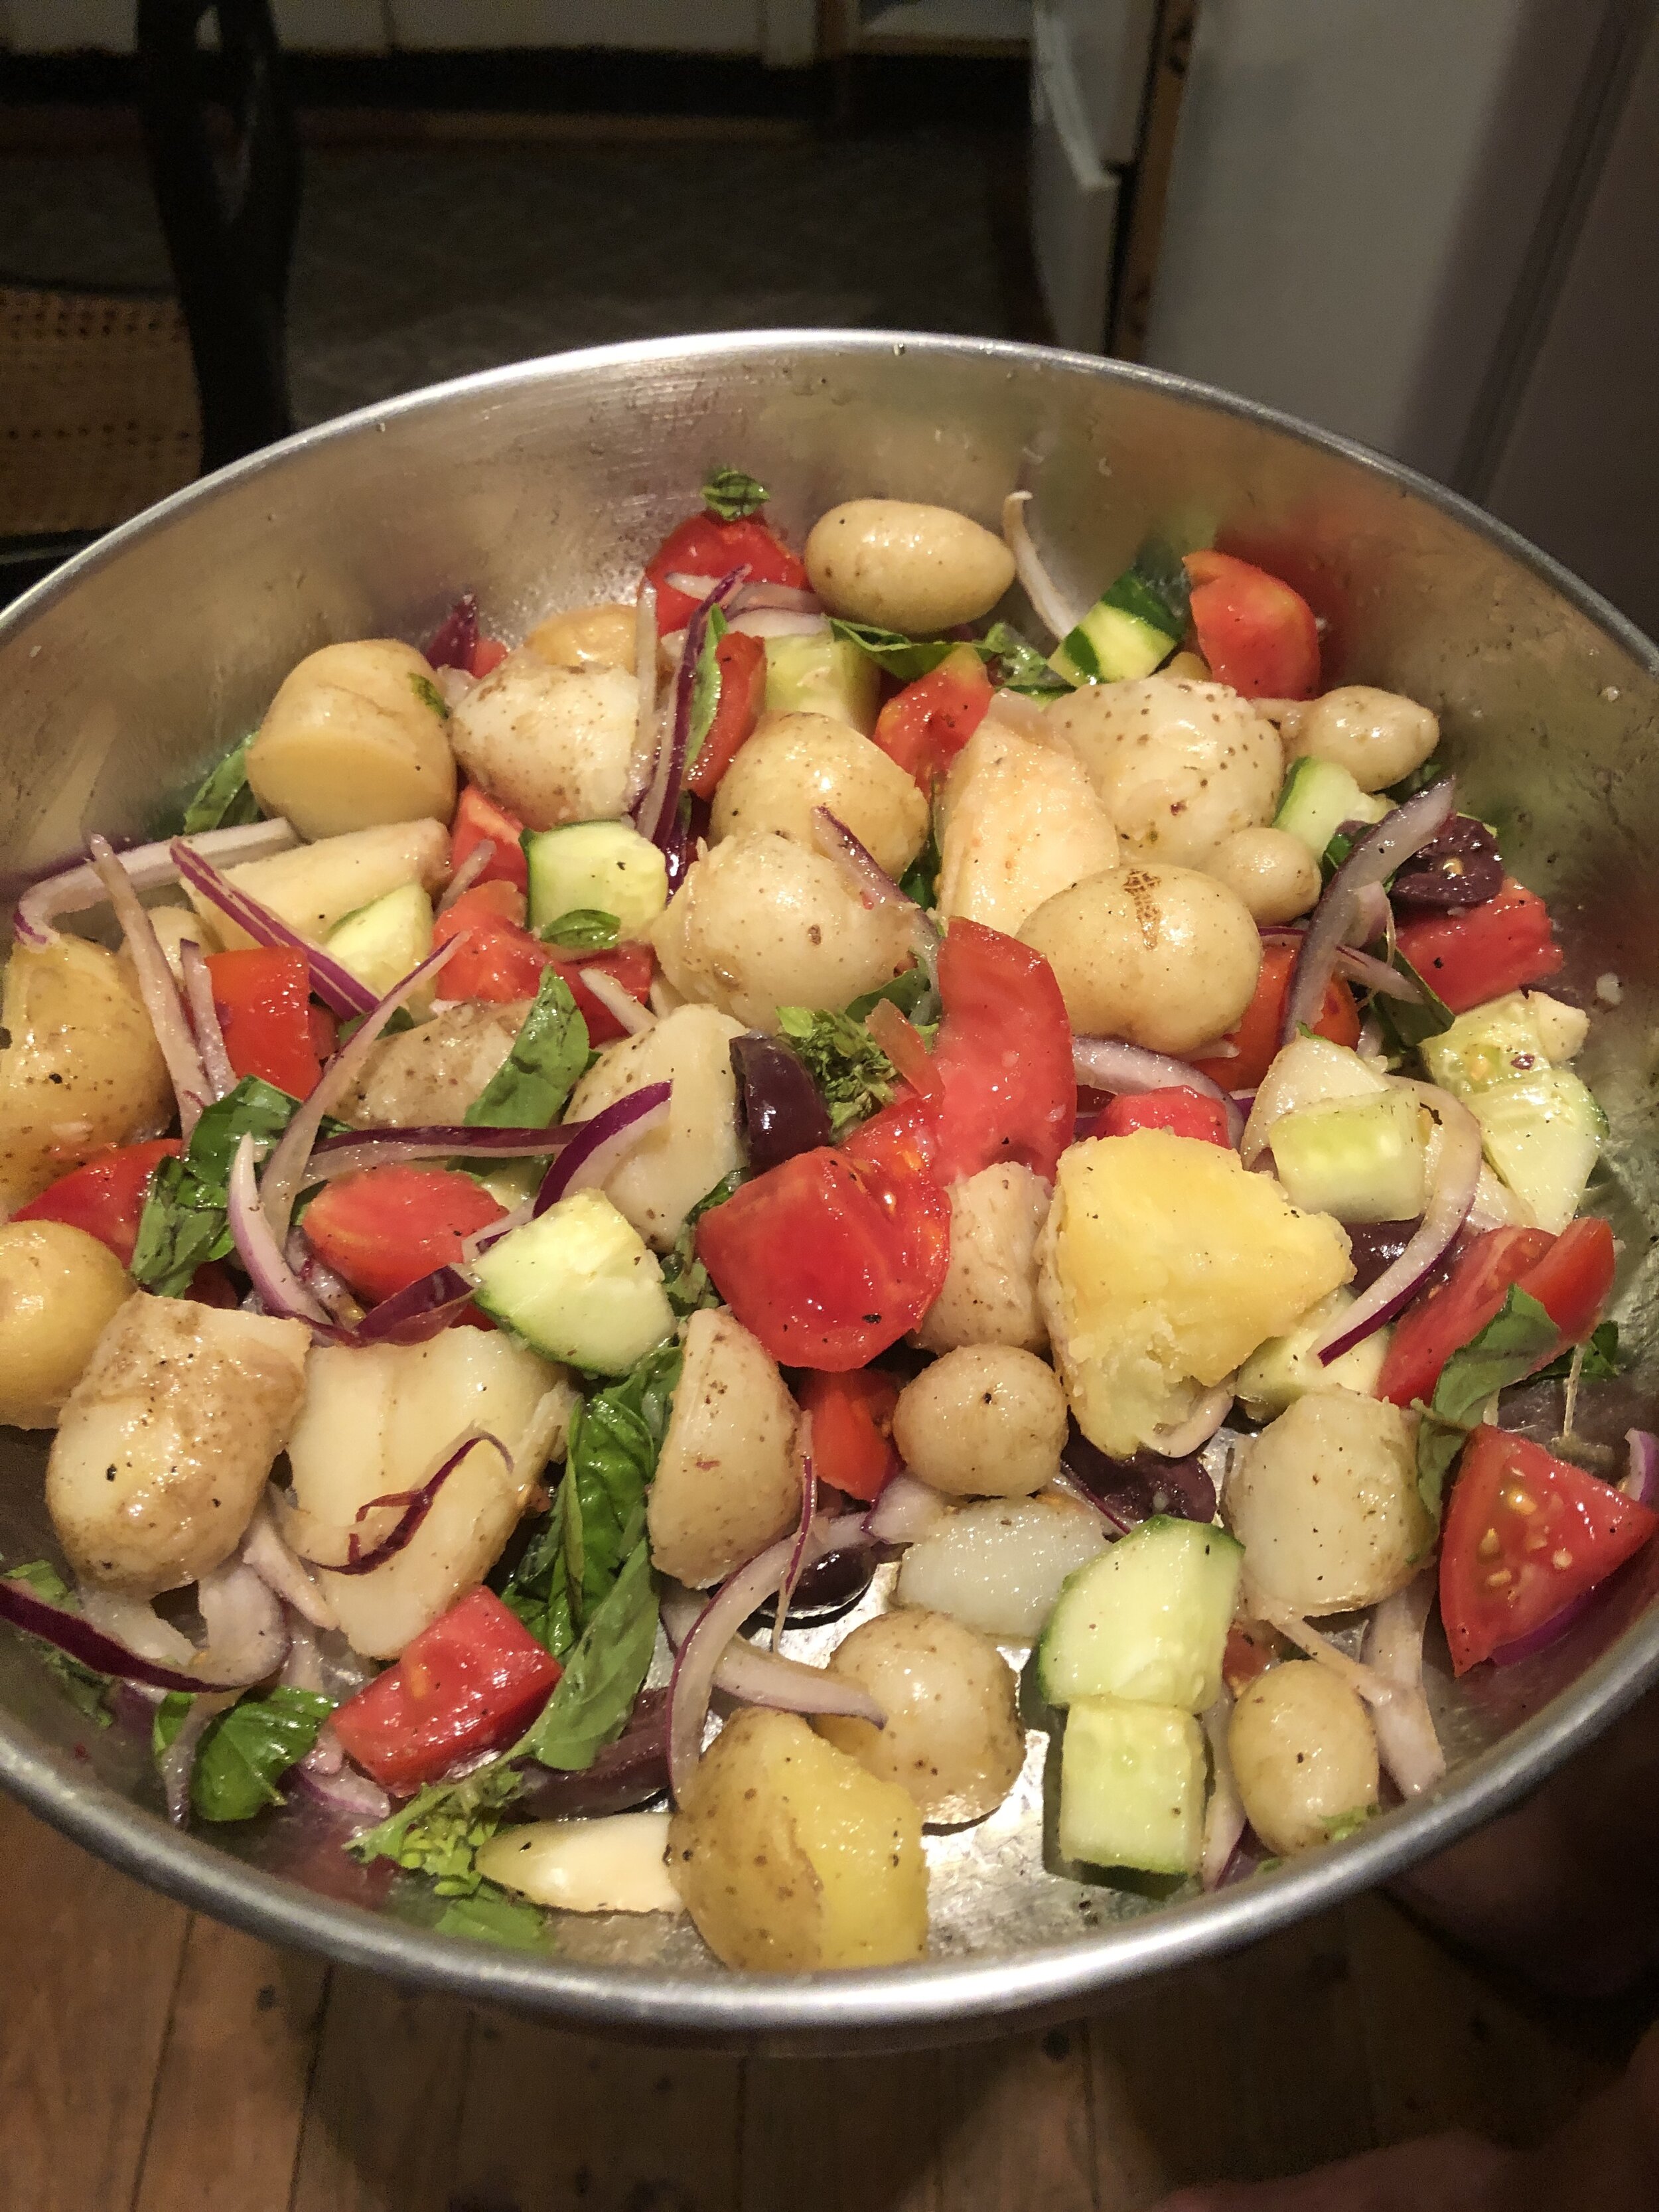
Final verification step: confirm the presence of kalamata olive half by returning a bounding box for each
[1391,815,1504,909]
[510,1688,668,1819]
[731,1032,832,1172]
[1060,1420,1217,1530]
[753,1546,875,1629]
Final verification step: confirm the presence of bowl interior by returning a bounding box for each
[3,331,1658,2043]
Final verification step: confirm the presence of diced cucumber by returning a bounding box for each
[524,821,668,942]
[1058,1697,1204,1876]
[1236,1288,1390,1418]
[1473,1069,1606,1234]
[1037,1516,1242,1712]
[1421,990,1585,1096]
[1273,757,1390,860]
[470,1189,674,1374]
[1269,1090,1427,1222]
[1050,544,1188,687]
[325,881,433,1000]
[1526,991,1590,1065]
[764,633,881,734]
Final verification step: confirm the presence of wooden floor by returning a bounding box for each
[0,1793,1623,2212]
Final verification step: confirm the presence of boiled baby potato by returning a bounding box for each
[1282,686,1438,793]
[804,498,1015,634]
[1207,826,1321,924]
[893,1345,1067,1499]
[1224,1390,1432,1615]
[281,1329,574,1659]
[914,1162,1050,1355]
[525,601,637,673]
[247,639,457,840]
[648,1307,800,1587]
[668,1709,928,1970]
[651,831,914,1031]
[565,1004,745,1250]
[339,999,530,1128]
[1230,1662,1380,1855]
[0,1220,131,1428]
[709,711,928,880]
[48,1295,310,1594]
[0,936,173,1218]
[449,648,638,829]
[816,1609,1025,1824]
[197,818,451,948]
[1049,676,1282,865]
[1021,862,1261,1055]
[935,721,1119,937]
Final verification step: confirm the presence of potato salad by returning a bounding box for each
[3,464,1653,1968]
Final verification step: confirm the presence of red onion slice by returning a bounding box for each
[308,1121,581,1181]
[438,838,494,913]
[863,1471,952,1544]
[771,1416,817,1654]
[1489,1590,1600,1667]
[346,1263,476,1345]
[666,573,820,617]
[179,937,237,1098]
[425,594,478,670]
[1362,1574,1445,1794]
[229,1134,334,1325]
[532,1082,672,1216]
[1623,1430,1659,1507]
[0,1565,284,1693]
[1280,781,1457,1047]
[294,1737,392,1830]
[299,1431,510,1576]
[13,820,295,948]
[1071,1037,1244,1147]
[632,583,660,796]
[169,840,378,1020]
[1313,1080,1481,1363]
[1001,490,1084,641]
[88,835,214,1136]
[240,1496,338,1629]
[581,966,656,1036]
[726,608,828,640]
[812,807,940,980]
[159,1689,242,1824]
[1200,1693,1245,1891]
[636,568,748,849]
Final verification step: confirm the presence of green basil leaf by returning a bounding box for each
[1,1558,113,1726]
[828,617,968,685]
[846,965,937,1025]
[1534,1319,1621,1382]
[1374,948,1456,1056]
[179,735,262,834]
[464,968,589,1132]
[188,1687,334,1822]
[979,621,1070,696]
[659,1171,743,1317]
[701,466,769,520]
[409,672,451,720]
[435,1881,547,1950]
[130,1075,304,1296]
[683,603,728,778]
[521,1540,660,1773]
[539,909,620,952]
[775,1005,899,1137]
[1416,1285,1561,1519]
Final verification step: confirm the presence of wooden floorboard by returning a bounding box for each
[0,1798,1630,2212]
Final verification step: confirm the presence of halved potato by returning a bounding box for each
[247,639,457,840]
[647,1308,800,1588]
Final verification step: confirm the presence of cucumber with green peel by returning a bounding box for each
[325,881,433,1000]
[1049,541,1189,687]
[1058,1696,1205,1876]
[1273,756,1390,860]
[1037,1516,1242,1712]
[763,632,881,734]
[1473,1069,1605,1234]
[1268,1090,1429,1222]
[1235,1288,1390,1418]
[524,820,668,941]
[470,1189,676,1375]
[1421,990,1582,1096]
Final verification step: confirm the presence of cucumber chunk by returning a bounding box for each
[1050,544,1188,687]
[325,881,433,999]
[763,633,880,734]
[1235,1288,1390,1418]
[1269,1090,1428,1222]
[524,820,668,941]
[1473,1069,1605,1234]
[1058,1696,1204,1876]
[471,1189,674,1374]
[1273,757,1390,860]
[1421,989,1588,1096]
[1037,1516,1243,1712]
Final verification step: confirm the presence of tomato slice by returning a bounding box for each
[1183,550,1321,699]
[1379,1218,1615,1409]
[14,1139,182,1265]
[871,645,993,792]
[1095,1087,1231,1145]
[451,784,528,895]
[470,637,508,678]
[685,629,768,799]
[644,514,807,634]
[301,1165,505,1307]
[1394,878,1564,1013]
[798,1368,902,1504]
[331,1587,561,1791]
[204,947,324,1100]
[1439,1427,1657,1673]
[1188,942,1359,1092]
[698,1136,949,1371]
[927,919,1076,1183]
[433,887,653,1041]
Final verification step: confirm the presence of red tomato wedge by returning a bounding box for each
[1184,550,1321,699]
[470,637,508,678]
[1096,1088,1232,1145]
[871,645,993,793]
[685,629,768,799]
[798,1368,902,1504]
[433,887,653,1041]
[302,1165,505,1307]
[1380,1218,1615,1410]
[450,784,528,894]
[1189,942,1358,1092]
[926,919,1076,1183]
[1439,1427,1657,1673]
[331,1587,560,1792]
[1394,878,1564,1013]
[697,1134,950,1372]
[644,513,807,633]
[205,946,325,1099]
[15,1139,182,1265]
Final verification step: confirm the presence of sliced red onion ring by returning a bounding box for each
[1244,1582,1400,1714]
[299,1431,510,1575]
[1362,1574,1445,1795]
[425,593,478,670]
[196,1557,290,1682]
[532,1082,672,1216]
[771,1416,817,1653]
[1623,1430,1659,1507]
[258,934,463,1250]
[13,819,295,948]
[1071,1037,1244,1147]
[812,807,939,980]
[438,838,494,913]
[88,835,214,1136]
[1313,1080,1480,1362]
[1001,490,1084,642]
[179,937,237,1098]
[1280,780,1457,1047]
[228,1134,333,1326]
[632,583,660,794]
[1147,1386,1235,1459]
[288,1235,364,1326]
[308,1121,581,1182]
[1346,881,1392,947]
[240,1495,338,1630]
[170,839,378,1020]
[666,573,820,617]
[1490,1590,1600,1667]
[0,1574,271,1693]
[1333,946,1421,1001]
[581,966,656,1036]
[864,1471,951,1544]
[348,1263,476,1345]
[726,607,828,640]
[636,568,747,849]
[159,1689,242,1824]
[1200,1693,1245,1891]
[294,1736,392,1830]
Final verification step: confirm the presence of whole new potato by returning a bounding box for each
[709,711,929,879]
[0,1220,131,1428]
[1283,686,1439,793]
[1207,825,1321,923]
[805,499,1015,634]
[246,639,457,840]
[449,648,639,829]
[1020,863,1261,1055]
[816,1609,1025,1823]
[1229,1662,1380,1855]
[893,1344,1067,1498]
[1048,676,1282,865]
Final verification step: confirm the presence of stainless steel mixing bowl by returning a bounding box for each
[3,331,1657,2047]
